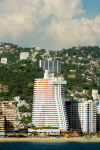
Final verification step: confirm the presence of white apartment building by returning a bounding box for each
[28,128,60,136]
[33,51,39,57]
[66,100,96,133]
[14,96,21,102]
[18,112,31,120]
[1,101,16,133]
[96,101,100,131]
[35,47,40,50]
[1,58,7,64]
[17,100,29,107]
[14,96,29,108]
[32,70,69,130]
[92,89,100,101]
[20,52,29,60]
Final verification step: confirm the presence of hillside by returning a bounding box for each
[0,43,100,107]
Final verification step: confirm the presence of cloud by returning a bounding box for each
[39,0,85,20]
[0,0,100,50]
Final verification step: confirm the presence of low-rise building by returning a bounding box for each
[20,52,29,60]
[14,96,29,108]
[1,58,7,64]
[75,47,82,50]
[0,50,3,54]
[28,128,60,136]
[67,75,76,78]
[82,89,88,95]
[17,100,29,108]
[14,96,21,102]
[5,45,10,49]
[92,89,100,101]
[78,57,83,60]
[66,53,69,56]
[35,47,40,50]
[18,112,31,120]
[70,70,76,72]
[33,51,39,57]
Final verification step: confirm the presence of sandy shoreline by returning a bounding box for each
[0,137,100,142]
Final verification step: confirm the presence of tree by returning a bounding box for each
[31,131,38,136]
[19,105,28,112]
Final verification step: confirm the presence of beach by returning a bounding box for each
[0,137,100,142]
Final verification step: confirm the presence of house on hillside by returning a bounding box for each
[1,58,7,64]
[5,45,10,50]
[20,52,29,60]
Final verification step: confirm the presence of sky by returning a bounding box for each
[0,0,100,50]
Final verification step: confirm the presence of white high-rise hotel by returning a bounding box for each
[32,70,69,130]
[66,100,96,133]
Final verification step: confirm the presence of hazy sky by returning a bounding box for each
[0,0,100,50]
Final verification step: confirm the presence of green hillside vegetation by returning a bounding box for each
[0,43,100,110]
[0,64,44,102]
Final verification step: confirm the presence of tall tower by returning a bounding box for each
[39,60,61,74]
[66,100,96,133]
[32,70,69,130]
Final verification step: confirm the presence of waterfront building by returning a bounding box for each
[1,101,16,133]
[39,60,61,74]
[28,128,60,136]
[0,101,5,137]
[32,70,69,130]
[66,100,96,133]
[96,101,100,131]
[0,115,5,133]
[0,115,5,137]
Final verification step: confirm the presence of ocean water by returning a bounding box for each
[0,141,100,150]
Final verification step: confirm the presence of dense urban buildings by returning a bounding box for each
[1,43,100,135]
[32,70,69,130]
[39,60,61,74]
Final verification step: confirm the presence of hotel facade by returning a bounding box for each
[32,70,69,130]
[0,101,16,133]
[66,100,96,133]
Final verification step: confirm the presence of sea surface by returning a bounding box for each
[0,141,100,150]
